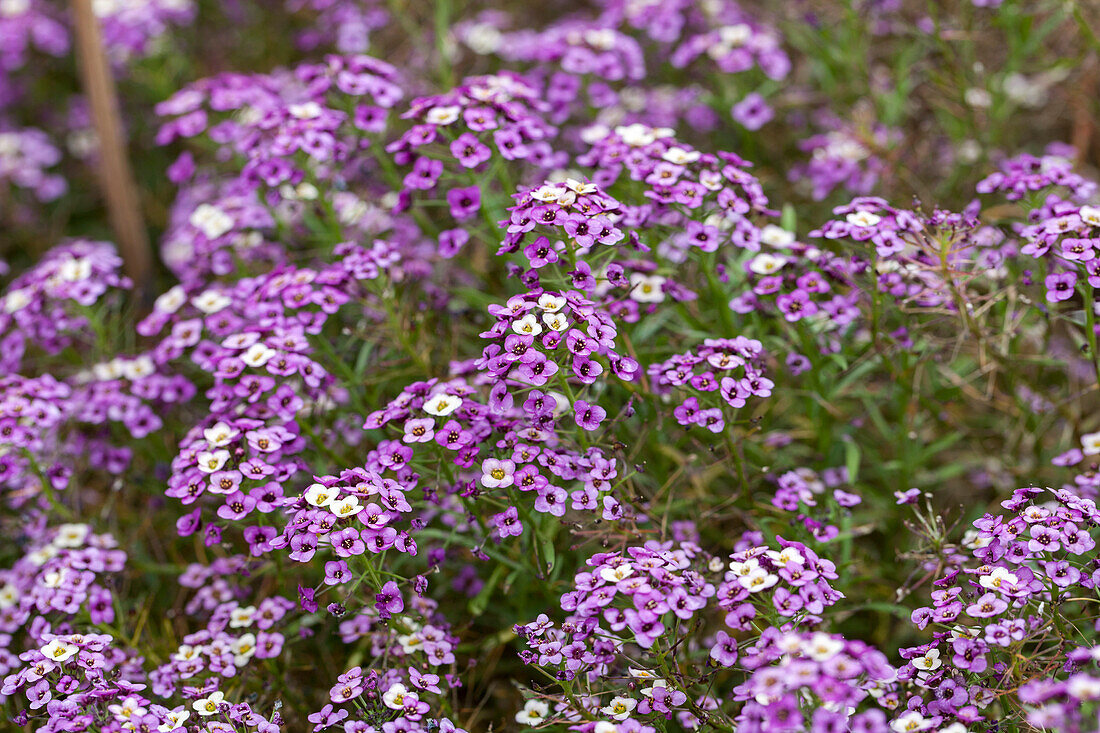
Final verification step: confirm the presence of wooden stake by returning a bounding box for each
[70,0,153,299]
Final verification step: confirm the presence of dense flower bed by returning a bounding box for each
[2,0,1100,731]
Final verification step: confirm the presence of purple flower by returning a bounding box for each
[450,133,491,168]
[403,156,443,190]
[731,93,774,130]
[894,488,921,504]
[492,506,524,539]
[710,630,738,666]
[481,458,516,488]
[375,581,404,617]
[966,592,1007,618]
[308,704,348,731]
[573,400,607,431]
[1045,271,1076,302]
[439,228,470,258]
[446,186,481,221]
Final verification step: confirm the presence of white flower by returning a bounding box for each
[978,566,1019,591]
[564,178,598,194]
[760,224,795,248]
[512,314,543,336]
[41,639,79,663]
[599,564,634,583]
[191,290,231,314]
[766,546,805,567]
[748,253,788,275]
[0,583,19,608]
[2,288,30,313]
[804,632,844,661]
[0,0,31,17]
[192,690,225,716]
[158,710,190,732]
[288,102,322,119]
[964,88,993,109]
[397,633,424,654]
[739,567,779,593]
[616,123,656,147]
[58,257,92,282]
[530,184,566,202]
[846,211,882,228]
[172,644,201,662]
[542,312,569,331]
[1079,205,1100,228]
[594,723,618,733]
[537,293,566,312]
[383,683,410,710]
[1083,431,1100,456]
[204,422,238,448]
[464,23,502,54]
[151,286,186,317]
[189,204,234,239]
[1002,73,1044,107]
[515,699,550,726]
[231,633,257,666]
[580,124,612,144]
[241,343,276,368]
[228,605,256,628]
[196,450,230,474]
[93,358,126,381]
[890,711,933,732]
[52,523,89,548]
[600,696,637,721]
[717,23,752,46]
[910,648,941,671]
[122,356,156,380]
[424,393,462,417]
[662,146,700,165]
[583,28,616,50]
[628,667,659,680]
[728,557,760,576]
[304,483,338,508]
[27,545,58,566]
[425,106,461,125]
[629,273,666,303]
[331,496,362,518]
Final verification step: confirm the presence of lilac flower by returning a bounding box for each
[573,400,606,431]
[1045,271,1076,302]
[731,92,774,130]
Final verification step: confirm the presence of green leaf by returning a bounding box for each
[780,203,798,233]
[844,438,861,484]
[469,563,509,617]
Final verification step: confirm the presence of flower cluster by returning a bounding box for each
[729,627,896,731]
[386,73,566,258]
[766,465,861,542]
[670,17,790,80]
[647,337,772,432]
[790,115,899,201]
[93,0,196,63]
[156,54,402,197]
[0,240,129,372]
[0,127,65,207]
[977,144,1097,202]
[897,486,1100,730]
[576,125,771,259]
